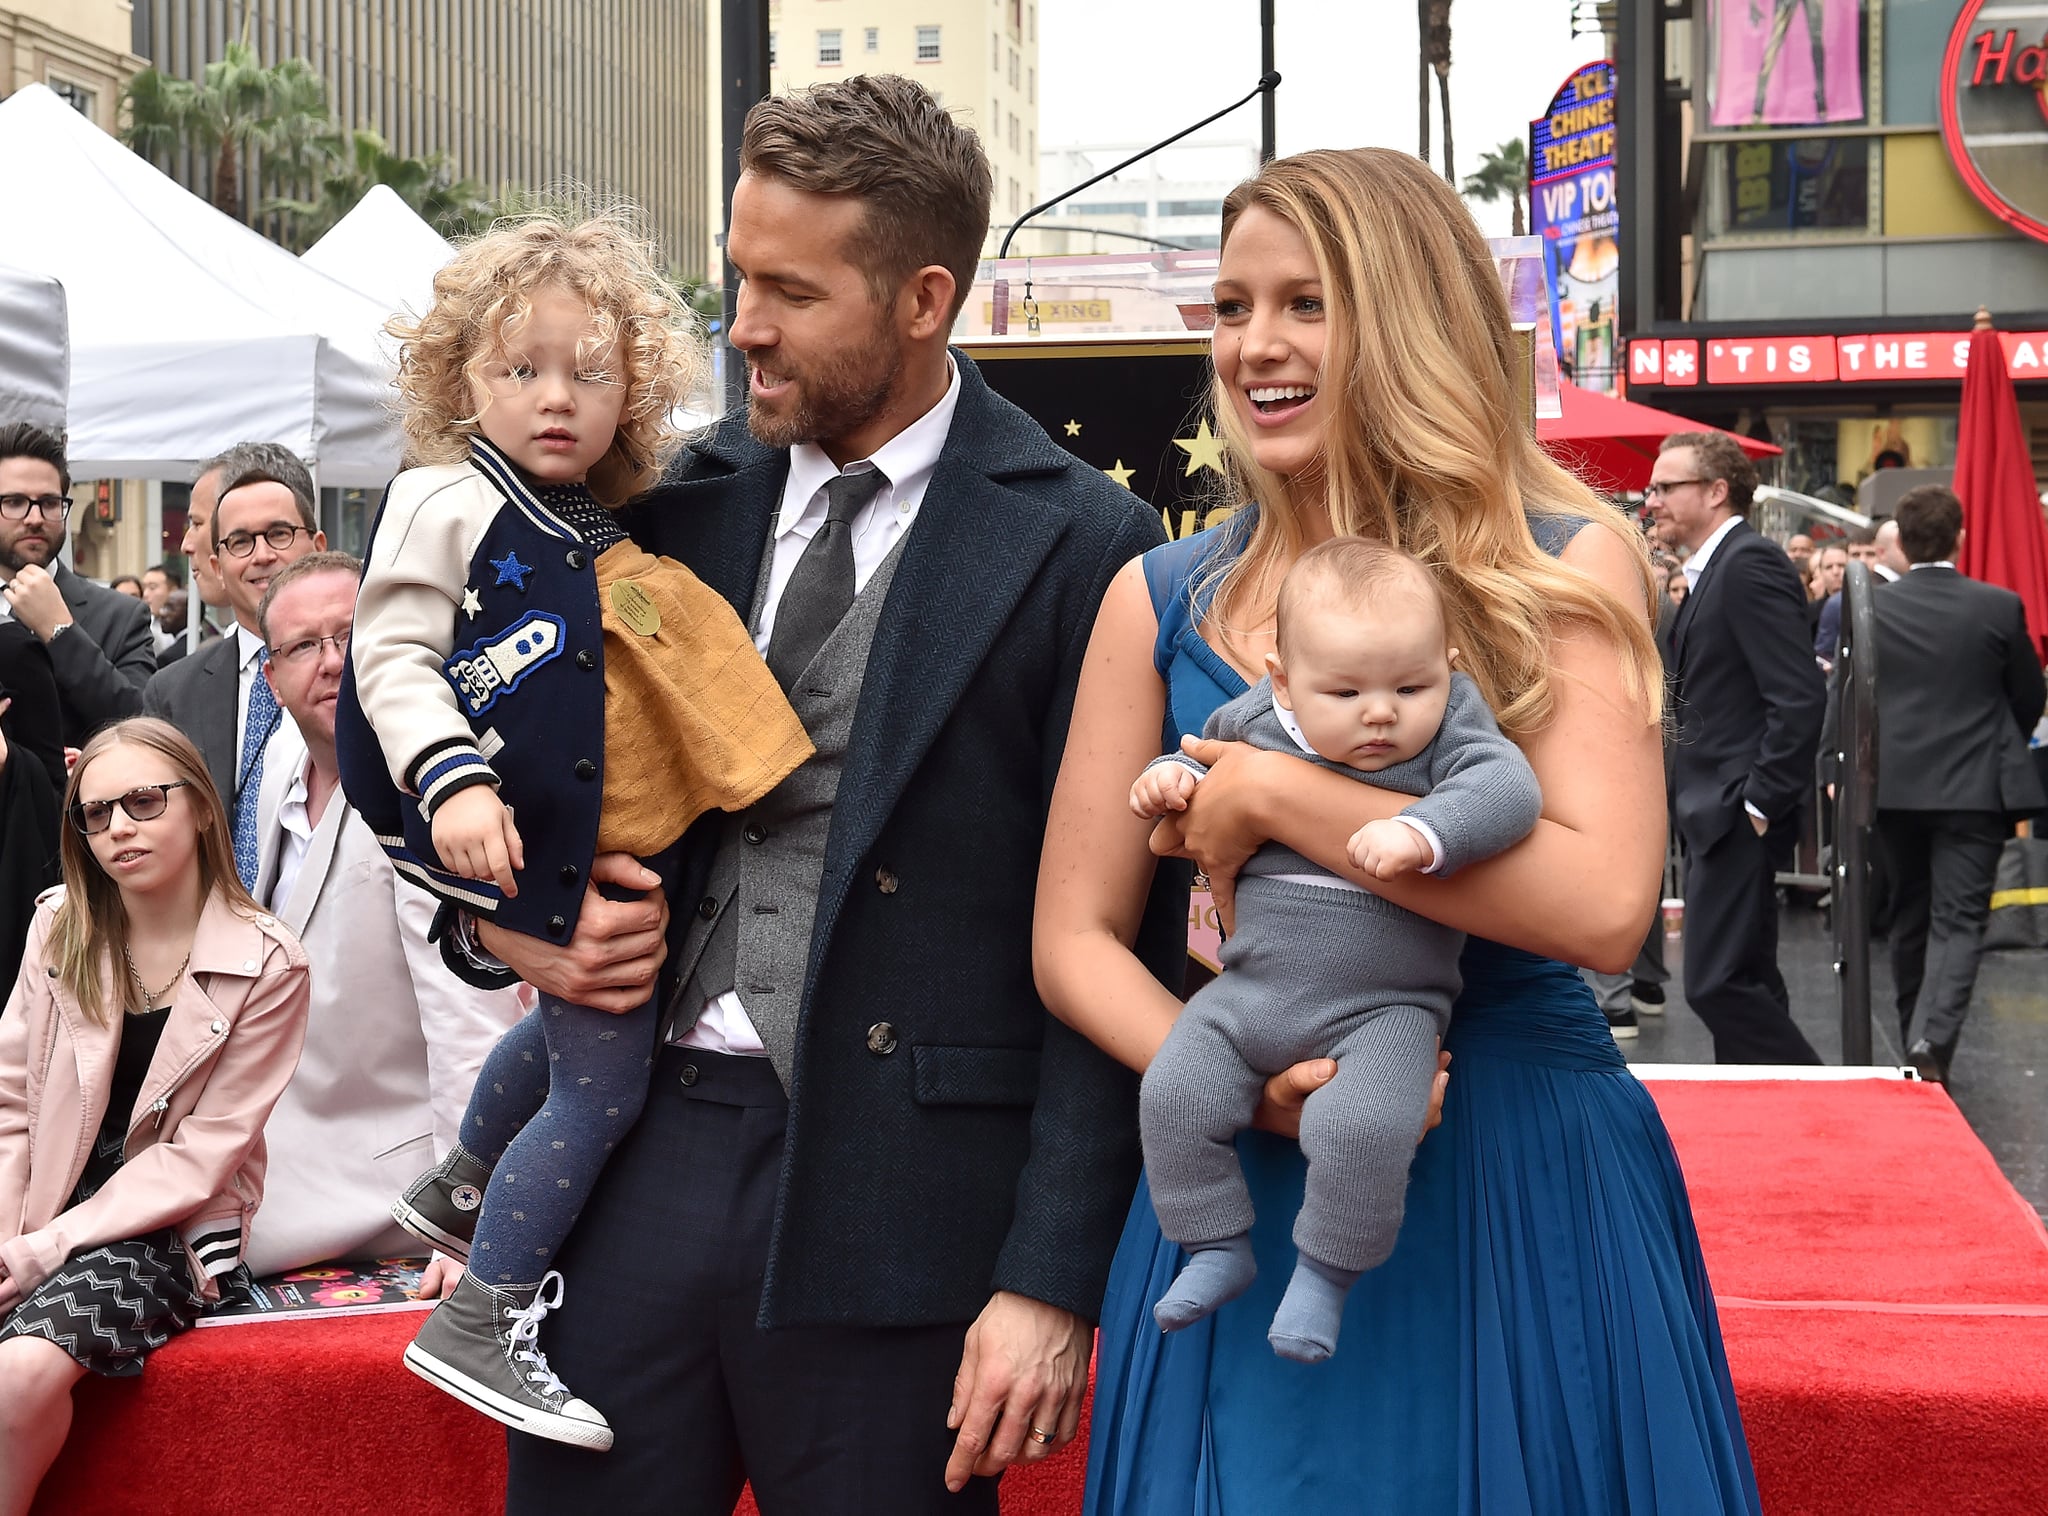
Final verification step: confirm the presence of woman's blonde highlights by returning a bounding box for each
[1202,148,1662,743]
[388,209,704,506]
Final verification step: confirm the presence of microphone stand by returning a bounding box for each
[989,71,1280,335]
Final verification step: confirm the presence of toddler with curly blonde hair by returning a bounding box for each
[335,211,811,1451]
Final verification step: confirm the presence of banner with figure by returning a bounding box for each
[1710,0,1866,128]
[1531,62,1621,394]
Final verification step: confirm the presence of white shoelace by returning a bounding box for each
[504,1271,571,1400]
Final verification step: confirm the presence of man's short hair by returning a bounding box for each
[257,549,362,644]
[0,420,70,495]
[1845,524,1876,547]
[146,561,184,586]
[1892,485,1964,564]
[1660,431,1758,514]
[210,442,316,548]
[740,74,993,323]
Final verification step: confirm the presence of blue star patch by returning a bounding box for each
[491,551,533,592]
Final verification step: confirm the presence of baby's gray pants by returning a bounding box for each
[1140,873,1461,1273]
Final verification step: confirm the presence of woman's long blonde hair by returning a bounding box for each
[1201,148,1661,741]
[388,209,703,506]
[51,718,258,1025]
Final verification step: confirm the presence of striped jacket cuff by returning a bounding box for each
[408,741,501,818]
[183,1220,244,1280]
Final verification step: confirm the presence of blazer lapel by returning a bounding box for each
[1672,518,1748,666]
[644,425,787,616]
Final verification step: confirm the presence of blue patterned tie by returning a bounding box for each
[232,651,277,889]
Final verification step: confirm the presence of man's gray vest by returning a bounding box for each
[667,528,909,1089]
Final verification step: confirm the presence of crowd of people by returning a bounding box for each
[0,67,2038,1516]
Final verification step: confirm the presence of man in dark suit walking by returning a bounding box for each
[1652,432,1826,1064]
[444,77,1183,1513]
[0,422,155,748]
[1867,485,2044,1084]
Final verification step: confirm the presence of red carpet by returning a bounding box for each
[34,1078,2048,1514]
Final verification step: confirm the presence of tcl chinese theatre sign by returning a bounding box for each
[1943,0,2048,242]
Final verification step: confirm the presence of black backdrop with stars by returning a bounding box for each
[960,336,1240,542]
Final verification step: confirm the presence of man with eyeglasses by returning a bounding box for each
[1649,431,1825,1065]
[238,550,525,1282]
[0,421,156,748]
[143,447,325,886]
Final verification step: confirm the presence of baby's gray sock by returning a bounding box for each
[1153,1234,1257,1333]
[1268,1253,1360,1363]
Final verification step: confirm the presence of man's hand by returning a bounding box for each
[431,786,524,896]
[417,1255,464,1300]
[1253,1050,1450,1140]
[2,565,72,642]
[1748,810,1769,837]
[1347,818,1431,880]
[0,697,11,777]
[476,853,668,1013]
[1130,763,1199,819]
[944,1292,1092,1491]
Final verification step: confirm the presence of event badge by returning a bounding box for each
[611,580,661,637]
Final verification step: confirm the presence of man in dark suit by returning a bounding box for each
[143,443,324,872]
[1653,431,1826,1064]
[1867,485,2044,1084]
[447,77,1183,1512]
[0,422,154,748]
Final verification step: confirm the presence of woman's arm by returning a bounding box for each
[1155,526,1666,973]
[1032,558,1187,1074]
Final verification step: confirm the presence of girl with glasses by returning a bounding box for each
[0,717,308,1516]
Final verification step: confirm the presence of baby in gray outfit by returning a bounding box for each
[1132,538,1541,1363]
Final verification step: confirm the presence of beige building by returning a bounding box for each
[131,1,713,277]
[767,0,1039,245]
[0,0,143,134]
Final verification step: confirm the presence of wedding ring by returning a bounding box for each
[1028,1426,1055,1445]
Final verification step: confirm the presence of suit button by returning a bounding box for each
[875,867,899,895]
[697,895,719,920]
[744,821,767,845]
[866,1022,898,1055]
[679,1063,699,1087]
[559,865,580,886]
[546,915,568,937]
[575,650,596,670]
[567,549,588,570]
[574,759,597,781]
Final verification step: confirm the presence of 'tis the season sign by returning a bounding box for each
[1628,331,2048,387]
[1942,0,2048,243]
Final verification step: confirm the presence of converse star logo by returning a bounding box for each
[451,1183,483,1211]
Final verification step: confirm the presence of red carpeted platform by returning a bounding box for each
[34,1078,2048,1515]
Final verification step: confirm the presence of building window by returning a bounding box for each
[818,29,842,65]
[1027,67,1034,105]
[1076,201,1147,218]
[916,25,941,61]
[1029,3,1036,42]
[992,34,999,69]
[48,77,95,118]
[1709,137,1872,237]
[1009,49,1020,89]
[865,27,880,53]
[769,31,778,67]
[1160,199,1225,219]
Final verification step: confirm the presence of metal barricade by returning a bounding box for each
[1830,562,1880,1064]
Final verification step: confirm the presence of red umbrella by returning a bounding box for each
[1955,308,2048,660]
[1538,380,1780,495]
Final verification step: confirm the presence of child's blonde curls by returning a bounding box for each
[388,210,703,507]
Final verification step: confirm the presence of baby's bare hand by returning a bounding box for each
[1346,818,1430,880]
[1129,765,1199,819]
[430,786,525,897]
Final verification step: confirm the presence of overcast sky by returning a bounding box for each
[1038,0,1603,236]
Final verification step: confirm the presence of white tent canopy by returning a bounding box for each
[0,263,68,434]
[0,85,401,486]
[303,184,455,323]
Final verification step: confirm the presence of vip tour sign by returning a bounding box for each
[1531,61,1621,393]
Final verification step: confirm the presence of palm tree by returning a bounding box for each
[1462,138,1528,237]
[269,128,490,250]
[1424,0,1456,184]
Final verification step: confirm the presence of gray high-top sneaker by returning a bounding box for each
[403,1271,612,1452]
[391,1145,493,1261]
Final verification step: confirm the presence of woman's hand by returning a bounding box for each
[1252,1051,1451,1140]
[1149,738,1297,933]
[0,697,10,778]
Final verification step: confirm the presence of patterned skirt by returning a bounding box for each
[0,1228,208,1377]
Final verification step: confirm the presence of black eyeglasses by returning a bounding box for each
[218,522,312,558]
[1642,479,1708,501]
[70,781,192,835]
[0,493,74,521]
[269,628,351,667]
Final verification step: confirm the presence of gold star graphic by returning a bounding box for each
[1104,459,1136,489]
[1172,417,1227,478]
[1063,419,1082,437]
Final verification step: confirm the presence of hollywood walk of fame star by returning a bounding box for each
[1172,417,1227,478]
[461,587,483,619]
[491,551,533,592]
[1104,459,1136,489]
[1063,419,1082,437]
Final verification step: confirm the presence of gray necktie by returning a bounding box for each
[766,468,886,690]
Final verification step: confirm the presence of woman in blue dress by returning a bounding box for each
[1033,148,1761,1513]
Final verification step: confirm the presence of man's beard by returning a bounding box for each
[745,318,903,452]
[0,525,61,575]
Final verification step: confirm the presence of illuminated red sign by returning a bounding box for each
[1628,333,2048,387]
[1942,0,2048,244]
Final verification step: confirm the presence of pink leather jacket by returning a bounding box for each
[0,886,309,1302]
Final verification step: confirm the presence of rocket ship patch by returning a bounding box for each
[444,610,567,715]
